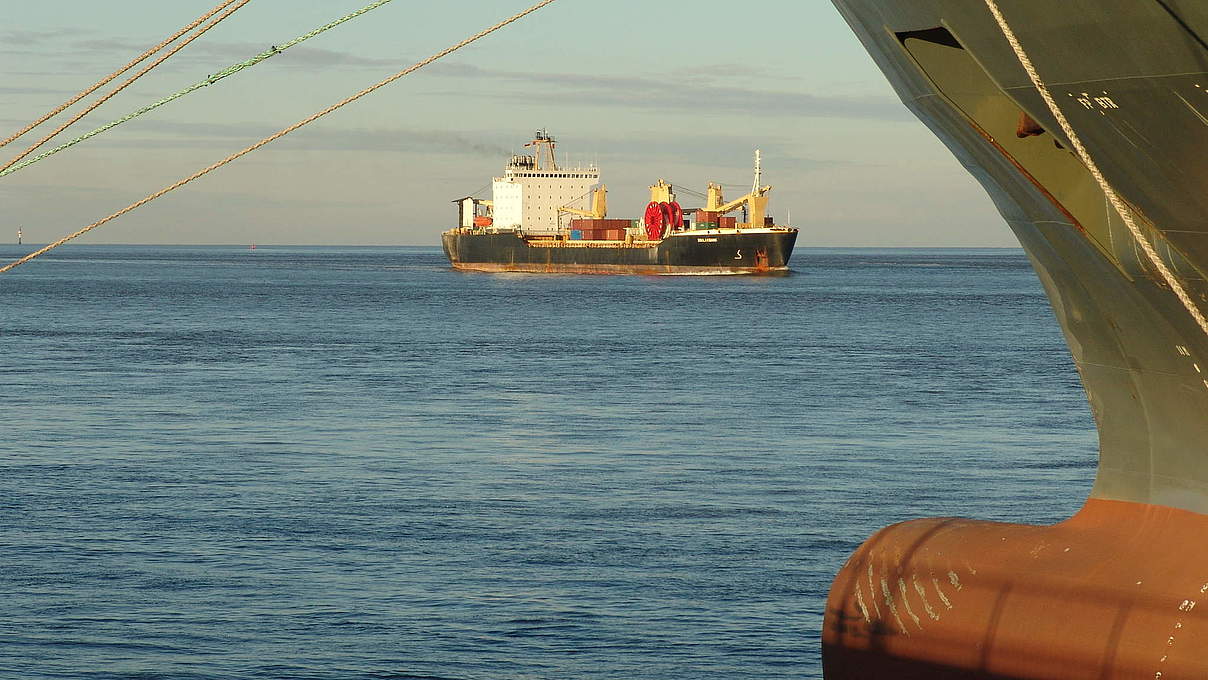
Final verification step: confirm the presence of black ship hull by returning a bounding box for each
[441,229,798,275]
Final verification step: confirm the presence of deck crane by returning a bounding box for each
[704,150,772,229]
[557,185,608,219]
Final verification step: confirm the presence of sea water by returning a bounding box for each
[0,245,1095,679]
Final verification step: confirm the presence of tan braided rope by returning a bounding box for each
[0,0,253,175]
[0,0,560,275]
[983,0,1208,338]
[0,0,245,150]
[0,0,395,180]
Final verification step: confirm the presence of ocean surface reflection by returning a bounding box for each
[0,245,1095,679]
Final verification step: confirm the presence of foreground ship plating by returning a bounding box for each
[826,2,1208,679]
[442,131,798,274]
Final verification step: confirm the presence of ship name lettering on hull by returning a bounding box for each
[1072,91,1120,110]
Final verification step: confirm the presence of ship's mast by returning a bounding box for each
[752,149,762,195]
[529,128,558,171]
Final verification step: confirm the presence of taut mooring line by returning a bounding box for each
[983,0,1208,339]
[0,0,396,180]
[0,0,254,175]
[0,0,561,275]
[0,0,247,150]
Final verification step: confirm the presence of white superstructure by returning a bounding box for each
[490,130,599,234]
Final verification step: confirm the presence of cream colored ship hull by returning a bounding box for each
[824,3,1208,678]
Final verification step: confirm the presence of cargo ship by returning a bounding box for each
[441,130,798,274]
[823,2,1208,679]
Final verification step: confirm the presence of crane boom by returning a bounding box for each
[558,184,607,219]
[713,185,772,215]
[702,150,773,228]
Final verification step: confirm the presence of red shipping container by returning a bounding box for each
[571,218,631,232]
[720,216,736,228]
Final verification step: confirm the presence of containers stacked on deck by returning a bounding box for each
[570,218,630,240]
[690,213,766,229]
[693,211,738,229]
[569,212,752,237]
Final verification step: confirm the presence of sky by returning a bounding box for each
[0,1,1013,247]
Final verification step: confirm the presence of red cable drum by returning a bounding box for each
[643,202,664,240]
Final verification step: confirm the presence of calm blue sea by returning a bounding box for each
[0,245,1096,679]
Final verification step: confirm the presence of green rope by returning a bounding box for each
[0,0,394,180]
